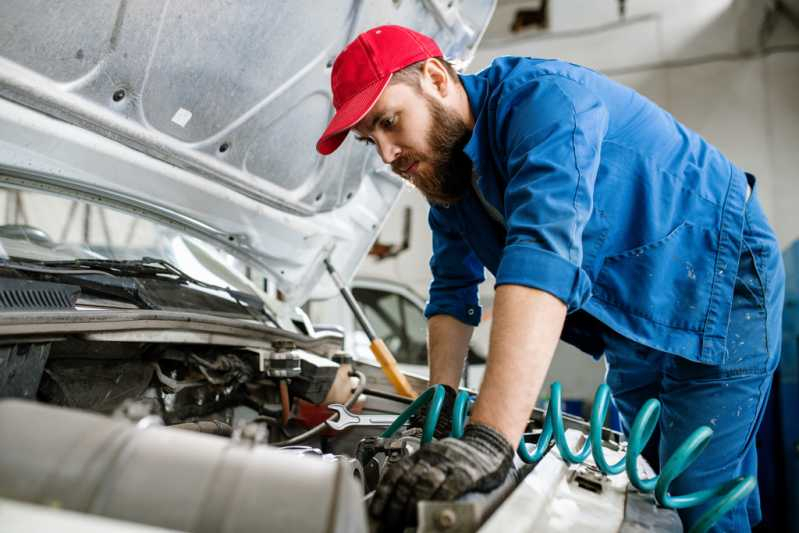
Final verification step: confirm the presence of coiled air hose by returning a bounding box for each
[381,382,756,533]
[380,383,446,443]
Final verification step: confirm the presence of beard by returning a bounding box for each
[394,94,472,206]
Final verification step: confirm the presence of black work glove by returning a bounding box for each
[405,384,457,440]
[370,423,515,532]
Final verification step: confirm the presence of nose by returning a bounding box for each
[375,138,401,165]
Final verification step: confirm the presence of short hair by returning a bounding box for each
[390,57,461,89]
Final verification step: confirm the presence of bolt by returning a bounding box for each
[436,508,456,529]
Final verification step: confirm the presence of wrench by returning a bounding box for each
[326,404,400,431]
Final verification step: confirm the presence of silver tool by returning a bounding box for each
[326,404,399,431]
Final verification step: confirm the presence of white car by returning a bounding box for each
[308,276,487,388]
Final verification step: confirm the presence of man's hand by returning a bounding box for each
[369,423,514,531]
[404,384,457,439]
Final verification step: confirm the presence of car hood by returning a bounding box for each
[0,0,495,306]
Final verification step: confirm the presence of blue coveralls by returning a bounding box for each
[423,57,784,531]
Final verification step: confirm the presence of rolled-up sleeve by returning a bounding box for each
[495,75,607,311]
[424,206,485,326]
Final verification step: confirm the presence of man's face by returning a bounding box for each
[352,81,472,205]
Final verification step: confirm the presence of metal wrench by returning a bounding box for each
[326,404,400,431]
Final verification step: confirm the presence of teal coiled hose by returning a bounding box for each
[386,382,757,533]
[380,383,445,443]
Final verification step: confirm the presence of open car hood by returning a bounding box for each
[0,0,495,305]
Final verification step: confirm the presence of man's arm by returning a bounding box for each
[427,314,474,389]
[467,77,607,445]
[469,284,566,445]
[370,284,565,525]
[423,205,484,391]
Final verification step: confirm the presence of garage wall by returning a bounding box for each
[0,189,160,250]
[356,0,799,399]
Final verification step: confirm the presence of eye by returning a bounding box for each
[355,136,375,146]
[381,115,397,129]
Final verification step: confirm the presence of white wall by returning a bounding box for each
[0,189,160,250]
[357,0,799,401]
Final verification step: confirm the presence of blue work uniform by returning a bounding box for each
[423,57,784,531]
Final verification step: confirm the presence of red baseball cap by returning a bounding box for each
[316,25,443,155]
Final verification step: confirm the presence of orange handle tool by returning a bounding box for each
[324,258,417,398]
[369,338,417,398]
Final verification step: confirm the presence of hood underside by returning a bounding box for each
[0,0,495,305]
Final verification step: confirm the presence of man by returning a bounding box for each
[316,25,784,532]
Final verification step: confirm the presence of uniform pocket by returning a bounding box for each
[592,222,717,331]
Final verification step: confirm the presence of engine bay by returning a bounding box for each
[0,252,688,533]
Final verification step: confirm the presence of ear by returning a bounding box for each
[421,58,451,98]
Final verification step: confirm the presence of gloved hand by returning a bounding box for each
[404,383,457,440]
[370,423,515,531]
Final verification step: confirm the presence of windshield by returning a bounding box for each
[0,186,266,301]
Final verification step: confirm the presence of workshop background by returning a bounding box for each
[353,0,799,528]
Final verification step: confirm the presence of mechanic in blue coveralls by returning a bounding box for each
[316,25,784,532]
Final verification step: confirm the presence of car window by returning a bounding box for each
[352,287,427,365]
[358,292,398,342]
[402,296,427,346]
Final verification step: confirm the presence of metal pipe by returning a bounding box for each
[169,420,233,437]
[323,259,375,338]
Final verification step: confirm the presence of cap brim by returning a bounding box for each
[316,75,392,155]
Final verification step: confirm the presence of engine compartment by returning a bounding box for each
[0,330,411,532]
[0,265,679,533]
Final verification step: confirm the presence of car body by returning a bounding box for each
[0,2,497,531]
